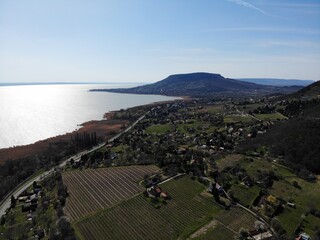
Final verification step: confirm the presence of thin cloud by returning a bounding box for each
[228,0,266,14]
[206,27,320,35]
[263,2,320,8]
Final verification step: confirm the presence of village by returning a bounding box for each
[1,98,319,240]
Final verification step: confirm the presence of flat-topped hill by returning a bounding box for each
[91,72,301,97]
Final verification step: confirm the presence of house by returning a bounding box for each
[251,231,273,240]
[160,192,169,199]
[147,185,169,199]
[208,182,223,194]
[22,203,38,212]
[287,202,296,208]
[30,194,38,201]
[72,160,81,168]
[296,233,311,240]
[308,174,316,181]
[147,186,162,198]
[242,176,254,187]
[18,196,28,202]
[215,182,224,194]
[33,184,42,194]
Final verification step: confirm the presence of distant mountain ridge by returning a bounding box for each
[237,78,314,87]
[91,72,302,97]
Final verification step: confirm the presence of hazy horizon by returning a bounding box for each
[1,0,320,83]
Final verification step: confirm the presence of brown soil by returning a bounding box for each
[188,219,218,239]
[0,115,128,165]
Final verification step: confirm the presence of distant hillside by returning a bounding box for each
[92,73,301,97]
[237,78,314,87]
[239,81,320,174]
[288,80,320,99]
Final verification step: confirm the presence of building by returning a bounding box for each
[251,231,273,240]
[296,233,311,240]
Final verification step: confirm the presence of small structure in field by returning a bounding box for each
[147,186,169,199]
[296,232,311,240]
[251,231,273,240]
[287,202,295,208]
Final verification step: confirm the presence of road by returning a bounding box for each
[0,112,148,218]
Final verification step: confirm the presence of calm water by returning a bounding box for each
[0,84,177,149]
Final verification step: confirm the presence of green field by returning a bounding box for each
[240,103,265,113]
[146,124,173,134]
[224,115,254,124]
[74,177,222,240]
[254,112,287,121]
[271,177,320,237]
[215,154,244,171]
[239,158,320,238]
[193,223,235,240]
[176,122,216,134]
[231,184,260,207]
[206,105,223,114]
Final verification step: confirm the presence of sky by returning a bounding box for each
[0,0,320,83]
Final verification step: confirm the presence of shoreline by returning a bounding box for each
[0,97,186,165]
[0,117,128,164]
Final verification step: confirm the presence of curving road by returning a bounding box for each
[0,112,148,218]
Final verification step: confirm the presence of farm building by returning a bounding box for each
[296,233,311,240]
[251,231,273,240]
[147,186,168,199]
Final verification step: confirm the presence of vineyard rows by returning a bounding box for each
[75,177,222,240]
[62,165,160,221]
[215,207,257,233]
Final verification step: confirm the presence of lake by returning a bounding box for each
[0,84,177,149]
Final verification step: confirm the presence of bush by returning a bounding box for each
[0,216,5,225]
[151,197,159,204]
[292,181,301,189]
[142,190,149,198]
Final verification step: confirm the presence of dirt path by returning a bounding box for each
[188,220,218,239]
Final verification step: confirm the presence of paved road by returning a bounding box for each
[0,113,148,218]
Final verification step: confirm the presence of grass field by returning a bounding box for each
[254,112,287,121]
[74,177,222,240]
[193,223,235,240]
[63,165,160,221]
[176,122,216,134]
[231,184,260,207]
[206,105,223,114]
[145,124,173,134]
[270,176,320,237]
[224,115,254,124]
[240,103,265,113]
[239,158,320,238]
[215,154,244,171]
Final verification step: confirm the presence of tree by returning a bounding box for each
[0,216,5,225]
[292,180,301,189]
[10,195,16,208]
[236,228,250,240]
[57,217,76,239]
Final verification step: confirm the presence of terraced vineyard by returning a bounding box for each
[74,177,222,240]
[62,165,160,221]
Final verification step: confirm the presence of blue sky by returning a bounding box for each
[0,0,319,83]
